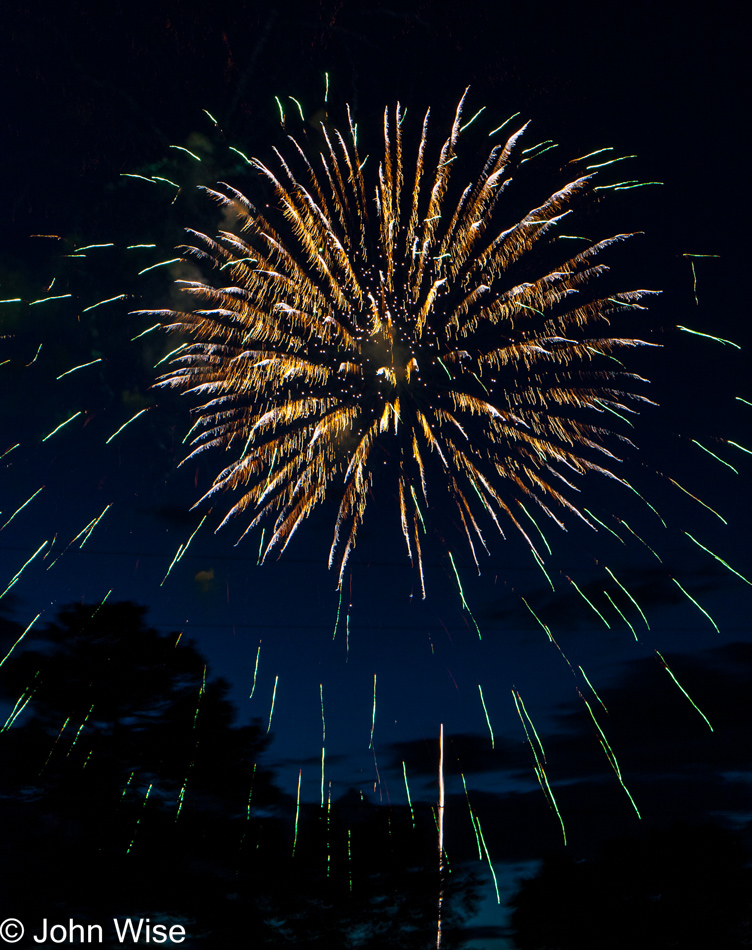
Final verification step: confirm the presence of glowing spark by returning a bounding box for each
[666,477,727,523]
[578,666,608,713]
[126,783,153,854]
[324,72,329,102]
[289,96,304,120]
[448,553,480,639]
[655,650,713,731]
[584,508,625,543]
[604,591,638,640]
[580,692,641,818]
[126,243,157,249]
[521,596,553,642]
[617,519,662,561]
[203,109,218,126]
[586,155,637,169]
[229,145,253,165]
[121,174,155,184]
[513,689,566,843]
[475,816,501,903]
[42,411,82,441]
[0,613,40,668]
[131,324,160,342]
[78,505,111,547]
[437,723,445,949]
[460,773,482,859]
[672,578,719,633]
[1,444,20,460]
[67,704,94,756]
[266,675,279,733]
[160,514,208,585]
[402,761,415,829]
[106,408,150,444]
[151,176,179,188]
[1,486,44,530]
[727,440,752,457]
[478,684,494,748]
[26,344,43,366]
[488,112,520,135]
[56,358,102,380]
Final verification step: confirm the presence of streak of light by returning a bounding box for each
[567,576,611,628]
[512,689,566,843]
[655,650,713,731]
[106,408,150,444]
[578,666,608,713]
[0,613,41,668]
[2,540,48,598]
[478,684,494,748]
[685,532,752,586]
[126,783,153,854]
[42,411,82,441]
[1,486,44,530]
[292,768,302,857]
[605,566,650,628]
[604,591,638,640]
[369,674,377,748]
[579,691,641,818]
[137,258,181,276]
[267,675,279,733]
[448,552,481,638]
[672,578,719,633]
[475,816,501,904]
[82,294,126,312]
[677,325,740,349]
[402,762,415,829]
[169,145,202,162]
[666,477,727,523]
[29,294,72,305]
[460,773,482,859]
[692,439,738,474]
[249,644,261,699]
[56,358,102,380]
[160,514,208,585]
[436,723,445,949]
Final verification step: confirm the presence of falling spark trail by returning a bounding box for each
[617,519,662,562]
[56,358,102,380]
[448,552,481,638]
[78,505,111,547]
[513,689,566,843]
[160,515,208,585]
[605,590,638,640]
[579,692,641,818]
[672,578,719,633]
[249,644,261,698]
[478,685,494,748]
[605,566,650,628]
[1,445,20,460]
[131,324,160,341]
[41,717,70,772]
[437,723,445,950]
[292,768,302,857]
[655,651,713,731]
[0,613,40,668]
[42,412,82,441]
[677,325,740,349]
[567,576,611,628]
[106,408,150,444]
[685,532,752,586]
[578,666,609,713]
[30,294,72,305]
[2,486,44,529]
[67,704,94,756]
[137,258,181,276]
[475,816,501,904]
[369,674,377,748]
[727,440,752,457]
[692,439,738,474]
[320,747,325,808]
[402,762,415,829]
[169,145,202,162]
[82,294,127,312]
[267,675,279,733]
[460,773,483,859]
[666,477,727,523]
[126,783,153,854]
[521,596,553,641]
[2,541,48,598]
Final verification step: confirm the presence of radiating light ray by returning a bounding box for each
[369,674,377,748]
[56,358,102,380]
[106,408,150,444]
[478,684,494,748]
[292,768,302,857]
[266,675,279,733]
[605,566,650,628]
[567,576,610,628]
[2,541,48,598]
[42,411,82,442]
[0,613,41,668]
[671,577,719,633]
[246,643,261,700]
[1,486,44,530]
[678,325,740,349]
[82,294,126,312]
[655,650,713,731]
[150,95,659,595]
[692,439,738,474]
[685,532,752,586]
[402,761,415,829]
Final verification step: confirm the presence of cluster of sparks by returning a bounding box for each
[152,92,660,595]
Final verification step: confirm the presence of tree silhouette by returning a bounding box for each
[0,601,479,947]
[510,824,752,950]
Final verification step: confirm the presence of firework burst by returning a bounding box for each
[151,92,659,595]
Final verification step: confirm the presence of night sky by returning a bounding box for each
[1,2,750,946]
